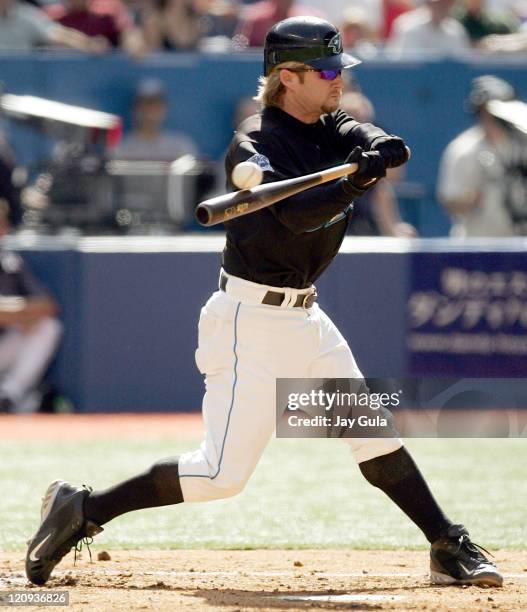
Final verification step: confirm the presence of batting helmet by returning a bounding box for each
[467,75,516,112]
[263,17,361,76]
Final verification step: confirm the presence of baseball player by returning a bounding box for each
[0,201,62,413]
[438,75,527,237]
[25,17,502,588]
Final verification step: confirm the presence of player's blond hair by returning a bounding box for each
[254,62,307,108]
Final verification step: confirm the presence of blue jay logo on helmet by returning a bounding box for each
[328,33,342,55]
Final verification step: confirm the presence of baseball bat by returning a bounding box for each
[196,146,411,226]
[195,161,359,227]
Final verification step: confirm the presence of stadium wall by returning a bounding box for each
[12,236,527,413]
[1,52,527,236]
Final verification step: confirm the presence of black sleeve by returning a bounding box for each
[331,109,390,157]
[226,135,365,235]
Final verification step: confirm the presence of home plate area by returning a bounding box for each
[1,549,525,611]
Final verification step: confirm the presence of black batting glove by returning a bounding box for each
[370,135,409,168]
[344,146,386,191]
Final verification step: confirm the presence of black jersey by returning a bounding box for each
[0,249,52,333]
[223,106,387,289]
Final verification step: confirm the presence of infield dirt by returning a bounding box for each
[1,549,526,611]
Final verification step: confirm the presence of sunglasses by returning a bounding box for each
[283,68,342,81]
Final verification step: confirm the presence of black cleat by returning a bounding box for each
[430,524,503,587]
[25,480,103,585]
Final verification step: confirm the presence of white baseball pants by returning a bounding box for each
[0,317,62,409]
[178,272,402,502]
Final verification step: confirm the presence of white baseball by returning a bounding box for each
[231,161,263,190]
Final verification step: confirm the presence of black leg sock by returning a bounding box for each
[84,457,184,526]
[359,446,452,543]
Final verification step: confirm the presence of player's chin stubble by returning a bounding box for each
[321,93,342,115]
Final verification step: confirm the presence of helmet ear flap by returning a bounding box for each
[264,51,279,76]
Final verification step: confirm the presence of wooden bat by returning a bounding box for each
[195,161,359,227]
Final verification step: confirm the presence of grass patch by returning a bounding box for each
[1,438,525,551]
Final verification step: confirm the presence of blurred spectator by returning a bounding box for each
[342,91,417,237]
[454,0,518,44]
[337,0,383,38]
[128,0,248,49]
[46,0,134,30]
[123,0,153,23]
[44,0,147,55]
[388,0,471,54]
[195,0,240,41]
[307,0,411,41]
[112,78,199,161]
[0,0,108,51]
[340,6,378,51]
[91,0,134,29]
[381,0,415,39]
[0,200,61,413]
[235,0,324,47]
[437,75,527,237]
[309,0,415,40]
[306,0,352,28]
[46,0,121,46]
[479,21,527,50]
[141,0,205,51]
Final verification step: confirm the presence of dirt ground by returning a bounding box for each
[1,416,525,610]
[1,549,526,611]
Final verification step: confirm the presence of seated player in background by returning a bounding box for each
[0,202,62,413]
[112,78,199,162]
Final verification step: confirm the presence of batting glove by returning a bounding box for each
[344,146,387,191]
[370,135,409,168]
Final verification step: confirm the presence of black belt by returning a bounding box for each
[220,273,317,309]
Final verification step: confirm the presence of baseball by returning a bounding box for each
[231,161,263,190]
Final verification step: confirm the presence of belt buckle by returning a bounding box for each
[302,289,317,309]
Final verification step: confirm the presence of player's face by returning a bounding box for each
[297,69,344,116]
[135,98,167,129]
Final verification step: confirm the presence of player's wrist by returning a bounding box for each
[338,177,369,198]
